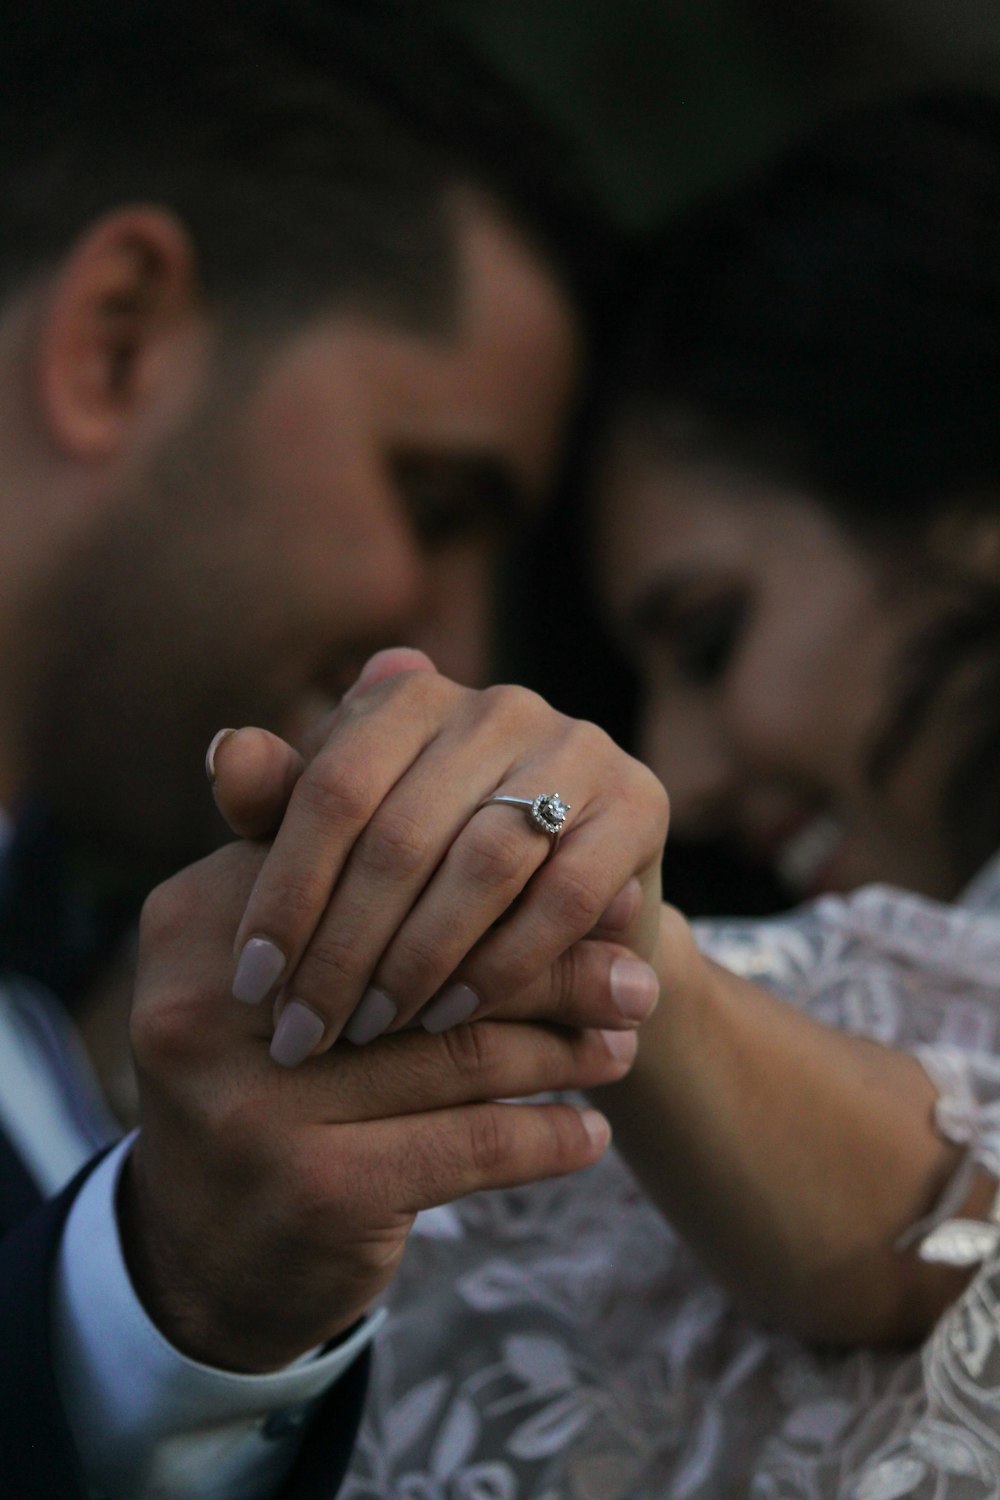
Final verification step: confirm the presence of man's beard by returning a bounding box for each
[22,416,289,874]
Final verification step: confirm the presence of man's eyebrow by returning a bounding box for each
[625,574,693,639]
[393,448,535,530]
[460,452,534,529]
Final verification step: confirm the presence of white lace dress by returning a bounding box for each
[342,860,1000,1499]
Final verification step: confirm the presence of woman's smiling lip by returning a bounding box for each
[774,812,848,895]
[742,808,849,897]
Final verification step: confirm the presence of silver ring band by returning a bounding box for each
[478,791,571,858]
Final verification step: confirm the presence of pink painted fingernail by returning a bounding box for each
[343,987,397,1045]
[581,1109,612,1152]
[597,878,641,932]
[600,1028,638,1065]
[609,957,659,1022]
[205,727,236,785]
[233,937,285,1005]
[421,983,480,1034]
[270,1001,325,1067]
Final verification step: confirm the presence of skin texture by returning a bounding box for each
[211,656,991,1348]
[228,659,667,1056]
[126,656,668,1369]
[600,904,993,1345]
[8,200,579,864]
[0,198,672,1373]
[583,430,997,1342]
[598,435,970,902]
[124,837,640,1370]
[205,419,1000,1351]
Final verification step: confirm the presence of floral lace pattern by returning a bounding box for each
[343,860,1000,1499]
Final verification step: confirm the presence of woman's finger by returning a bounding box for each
[228,669,464,1012]
[413,937,660,1037]
[209,649,438,838]
[208,727,306,839]
[328,757,663,1044]
[224,667,668,1070]
[269,935,658,1067]
[280,756,582,1049]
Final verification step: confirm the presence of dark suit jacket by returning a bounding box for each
[0,1129,368,1498]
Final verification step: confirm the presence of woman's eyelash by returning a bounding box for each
[668,597,747,685]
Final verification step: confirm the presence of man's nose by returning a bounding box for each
[639,692,737,837]
[408,546,494,687]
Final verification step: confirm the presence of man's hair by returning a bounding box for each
[0,0,605,333]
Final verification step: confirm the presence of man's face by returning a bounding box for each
[28,205,579,864]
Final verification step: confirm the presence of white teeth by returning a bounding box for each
[775,813,845,893]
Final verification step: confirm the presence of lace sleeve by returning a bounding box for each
[894,1046,1000,1268]
[695,889,1000,1272]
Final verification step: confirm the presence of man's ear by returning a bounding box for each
[37,207,203,459]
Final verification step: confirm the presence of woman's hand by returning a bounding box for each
[600,903,990,1346]
[210,650,669,1066]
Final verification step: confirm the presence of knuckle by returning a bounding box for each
[300,755,376,832]
[401,1129,460,1210]
[275,869,328,922]
[545,866,607,936]
[141,845,261,948]
[543,1107,587,1175]
[367,667,455,735]
[481,941,535,998]
[388,929,446,997]
[129,988,200,1071]
[479,681,548,730]
[466,1105,511,1176]
[573,717,614,757]
[545,945,584,1023]
[438,1020,496,1083]
[614,757,669,839]
[633,760,671,834]
[357,805,431,883]
[292,930,360,1001]
[209,1087,280,1162]
[138,878,182,948]
[264,867,332,929]
[386,665,446,705]
[282,1150,351,1238]
[461,820,527,893]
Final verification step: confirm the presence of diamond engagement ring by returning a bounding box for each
[480,791,571,857]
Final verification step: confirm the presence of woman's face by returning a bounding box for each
[597,434,968,902]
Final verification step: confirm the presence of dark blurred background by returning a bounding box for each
[430,0,1000,914]
[435,0,1000,231]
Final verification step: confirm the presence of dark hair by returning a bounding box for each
[610,92,1000,532]
[608,92,1000,884]
[0,0,606,334]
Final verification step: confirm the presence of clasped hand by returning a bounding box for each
[121,652,669,1372]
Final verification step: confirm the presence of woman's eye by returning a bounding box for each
[670,596,746,686]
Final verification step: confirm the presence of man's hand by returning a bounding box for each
[209,651,669,1065]
[121,840,635,1373]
